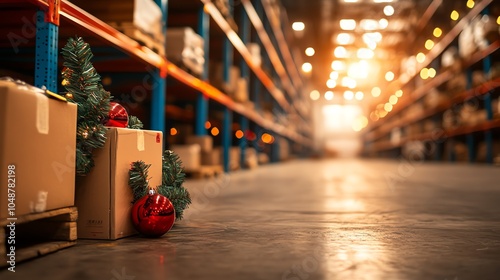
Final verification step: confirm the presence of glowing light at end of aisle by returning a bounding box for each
[466,0,475,9]
[205,121,211,129]
[389,95,398,105]
[170,128,178,136]
[302,62,312,73]
[310,90,320,100]
[327,79,337,89]
[337,33,355,45]
[383,5,394,16]
[292,22,305,31]
[305,47,315,56]
[261,133,275,144]
[331,60,346,71]
[340,19,356,30]
[211,127,220,136]
[334,46,348,58]
[433,27,442,38]
[395,89,403,97]
[425,39,434,50]
[371,87,381,97]
[428,67,436,78]
[325,91,334,100]
[344,90,354,100]
[357,48,374,59]
[384,103,393,112]
[330,71,339,80]
[379,18,388,29]
[385,71,395,81]
[355,91,364,100]
[416,52,426,63]
[235,130,244,139]
[420,68,429,79]
[451,10,459,21]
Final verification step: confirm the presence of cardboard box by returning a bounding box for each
[186,135,213,152]
[75,128,163,240]
[202,149,221,166]
[0,79,77,219]
[171,144,201,172]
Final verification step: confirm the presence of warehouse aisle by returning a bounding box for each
[3,159,500,279]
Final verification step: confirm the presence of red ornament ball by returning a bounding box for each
[105,102,129,128]
[131,191,175,237]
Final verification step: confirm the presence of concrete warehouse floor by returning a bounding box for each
[2,159,500,279]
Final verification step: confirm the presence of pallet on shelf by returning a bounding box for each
[109,22,165,57]
[0,207,77,267]
[186,165,224,179]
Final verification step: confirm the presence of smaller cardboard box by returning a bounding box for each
[172,144,201,172]
[0,79,77,219]
[186,135,213,152]
[76,128,163,240]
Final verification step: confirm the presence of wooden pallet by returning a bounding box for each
[109,22,165,57]
[1,207,77,267]
[186,165,224,179]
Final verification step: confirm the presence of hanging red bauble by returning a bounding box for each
[131,190,175,237]
[105,102,129,127]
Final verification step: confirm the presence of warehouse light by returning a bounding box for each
[433,27,442,37]
[379,110,388,118]
[310,90,320,100]
[325,91,334,100]
[450,10,459,21]
[395,89,403,97]
[385,71,395,81]
[340,19,356,30]
[334,46,348,58]
[342,77,356,88]
[467,0,475,9]
[170,128,178,136]
[305,47,315,56]
[425,39,434,50]
[428,67,436,78]
[336,33,355,45]
[357,48,374,59]
[331,60,346,71]
[302,62,312,73]
[389,95,398,105]
[344,90,354,100]
[348,60,369,79]
[261,133,274,144]
[355,91,364,100]
[205,121,211,129]
[235,130,244,139]
[292,22,305,31]
[379,18,389,29]
[416,52,426,63]
[360,19,379,30]
[383,5,394,16]
[363,32,382,44]
[497,16,500,25]
[327,79,337,88]
[211,127,220,136]
[330,71,339,80]
[384,103,393,112]
[371,87,381,97]
[420,68,429,79]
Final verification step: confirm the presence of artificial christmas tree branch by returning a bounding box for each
[129,161,151,203]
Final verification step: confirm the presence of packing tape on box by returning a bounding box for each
[137,130,145,151]
[36,92,49,134]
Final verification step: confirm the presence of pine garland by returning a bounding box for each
[128,161,151,203]
[128,150,191,220]
[128,116,144,129]
[61,37,111,176]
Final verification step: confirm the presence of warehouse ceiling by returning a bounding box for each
[280,0,455,103]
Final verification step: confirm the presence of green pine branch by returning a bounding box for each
[128,116,144,129]
[61,37,111,176]
[128,161,151,203]
[157,185,191,220]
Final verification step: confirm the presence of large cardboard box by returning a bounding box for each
[75,128,163,239]
[0,79,77,219]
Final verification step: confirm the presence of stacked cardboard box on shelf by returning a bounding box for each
[166,27,205,76]
[0,79,77,219]
[76,128,163,240]
[70,0,165,55]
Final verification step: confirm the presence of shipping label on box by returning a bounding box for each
[76,128,163,239]
[0,79,77,219]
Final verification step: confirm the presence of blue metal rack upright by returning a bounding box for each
[35,9,58,92]
[239,5,251,169]
[195,6,210,137]
[222,0,235,172]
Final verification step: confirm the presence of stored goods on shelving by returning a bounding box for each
[166,27,205,76]
[186,135,213,153]
[0,78,77,219]
[171,144,201,172]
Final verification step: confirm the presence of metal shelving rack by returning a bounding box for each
[362,0,498,163]
[0,0,311,172]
